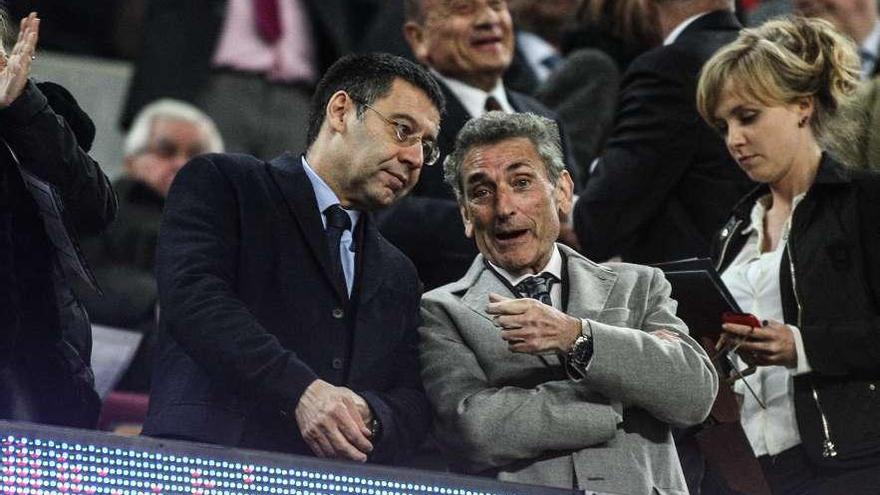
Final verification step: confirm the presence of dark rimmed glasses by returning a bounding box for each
[356,100,440,166]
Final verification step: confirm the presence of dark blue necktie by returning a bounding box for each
[514,272,558,306]
[324,204,351,296]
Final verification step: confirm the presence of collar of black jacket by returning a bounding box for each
[728,152,852,220]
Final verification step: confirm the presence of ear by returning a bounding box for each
[403,21,430,65]
[554,170,574,218]
[459,202,474,239]
[796,95,815,120]
[325,90,352,135]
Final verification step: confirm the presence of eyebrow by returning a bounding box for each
[389,111,440,140]
[463,161,536,185]
[715,104,750,121]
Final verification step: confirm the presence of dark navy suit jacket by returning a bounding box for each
[144,153,429,463]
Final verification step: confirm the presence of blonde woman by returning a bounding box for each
[697,16,880,494]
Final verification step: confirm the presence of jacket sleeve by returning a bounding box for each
[0,81,116,235]
[418,295,622,472]
[799,175,880,376]
[573,54,698,261]
[580,267,718,427]
[359,294,432,465]
[156,156,319,413]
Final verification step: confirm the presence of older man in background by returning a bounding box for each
[77,100,223,392]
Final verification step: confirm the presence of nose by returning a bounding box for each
[494,184,516,220]
[726,123,745,151]
[398,140,424,170]
[474,0,502,27]
[171,152,190,171]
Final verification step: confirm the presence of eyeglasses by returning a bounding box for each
[357,101,440,166]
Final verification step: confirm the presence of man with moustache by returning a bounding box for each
[144,53,445,464]
[419,112,716,493]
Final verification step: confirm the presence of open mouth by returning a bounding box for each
[494,229,528,242]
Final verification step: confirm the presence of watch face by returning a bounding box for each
[571,334,594,367]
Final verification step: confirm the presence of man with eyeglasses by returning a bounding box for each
[144,53,445,464]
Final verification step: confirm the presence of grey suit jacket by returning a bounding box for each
[419,245,717,495]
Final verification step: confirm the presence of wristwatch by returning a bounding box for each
[370,417,382,441]
[568,320,595,376]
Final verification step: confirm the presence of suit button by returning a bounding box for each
[332,358,344,370]
[870,384,876,391]
[332,308,344,319]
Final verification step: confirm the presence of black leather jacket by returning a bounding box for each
[712,154,880,469]
[0,81,116,427]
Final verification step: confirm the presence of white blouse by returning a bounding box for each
[720,194,812,457]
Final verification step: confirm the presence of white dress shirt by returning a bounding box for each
[663,12,711,46]
[302,156,360,295]
[516,31,560,83]
[721,194,813,457]
[860,20,880,80]
[431,69,515,117]
[489,245,564,309]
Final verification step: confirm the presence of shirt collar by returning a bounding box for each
[301,155,360,229]
[431,69,513,117]
[664,12,710,46]
[517,31,558,80]
[740,193,807,250]
[488,243,563,287]
[860,20,880,78]
[862,20,880,59]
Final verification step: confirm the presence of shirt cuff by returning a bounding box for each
[787,324,813,375]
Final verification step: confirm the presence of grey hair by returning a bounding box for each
[124,98,224,158]
[443,111,565,199]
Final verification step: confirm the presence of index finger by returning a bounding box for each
[485,297,529,316]
[335,408,374,457]
[323,424,368,462]
[721,322,759,337]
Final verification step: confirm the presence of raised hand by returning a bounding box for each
[0,12,39,109]
[487,292,582,354]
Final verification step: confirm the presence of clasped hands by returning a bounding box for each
[717,319,797,368]
[294,379,374,462]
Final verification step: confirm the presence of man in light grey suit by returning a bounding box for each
[419,112,718,495]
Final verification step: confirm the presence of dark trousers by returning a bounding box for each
[759,445,880,495]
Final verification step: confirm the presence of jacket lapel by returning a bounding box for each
[459,256,516,323]
[268,153,348,302]
[438,81,473,155]
[559,245,618,320]
[353,214,388,307]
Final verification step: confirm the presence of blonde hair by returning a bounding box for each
[697,16,860,147]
